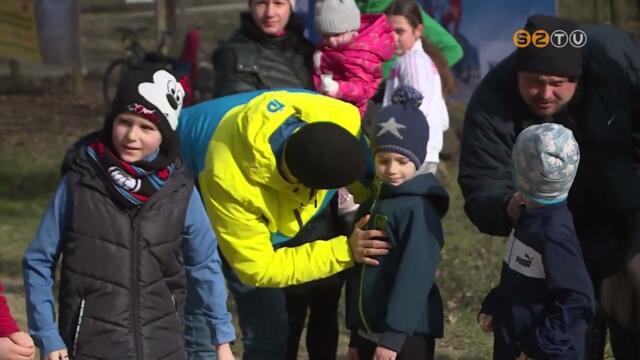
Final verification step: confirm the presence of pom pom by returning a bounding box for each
[390,85,423,107]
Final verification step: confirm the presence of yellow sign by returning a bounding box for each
[0,0,41,62]
[513,29,530,48]
[513,29,587,49]
[531,30,549,48]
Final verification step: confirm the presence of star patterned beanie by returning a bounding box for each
[513,123,580,205]
[372,85,429,169]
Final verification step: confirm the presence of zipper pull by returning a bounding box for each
[309,189,317,208]
[293,209,303,229]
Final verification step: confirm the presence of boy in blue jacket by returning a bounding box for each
[478,123,595,360]
[346,86,449,360]
[22,68,234,360]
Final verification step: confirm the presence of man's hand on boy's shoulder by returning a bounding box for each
[507,192,526,222]
[349,215,391,266]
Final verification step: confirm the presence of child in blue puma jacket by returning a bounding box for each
[346,86,448,360]
[478,123,595,360]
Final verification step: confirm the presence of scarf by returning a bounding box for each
[86,139,174,207]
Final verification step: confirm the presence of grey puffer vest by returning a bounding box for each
[58,139,193,360]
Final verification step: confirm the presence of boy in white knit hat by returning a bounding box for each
[312,0,395,118]
[477,123,596,360]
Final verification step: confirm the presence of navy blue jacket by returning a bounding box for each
[458,25,640,280]
[481,202,595,360]
[346,174,449,352]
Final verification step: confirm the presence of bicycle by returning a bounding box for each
[102,25,214,108]
[102,26,174,107]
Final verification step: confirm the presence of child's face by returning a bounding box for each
[375,152,417,186]
[111,113,162,163]
[388,15,423,56]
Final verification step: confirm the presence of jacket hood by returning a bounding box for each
[378,173,449,217]
[61,131,101,176]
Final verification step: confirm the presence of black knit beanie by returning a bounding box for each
[284,122,367,189]
[516,15,584,78]
[104,68,185,169]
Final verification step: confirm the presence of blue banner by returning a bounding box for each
[428,0,556,99]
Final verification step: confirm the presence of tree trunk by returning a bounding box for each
[610,0,627,27]
[9,59,20,85]
[156,0,183,57]
[72,0,84,96]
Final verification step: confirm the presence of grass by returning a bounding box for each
[0,132,82,336]
[0,135,71,278]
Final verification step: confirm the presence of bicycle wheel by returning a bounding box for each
[102,59,127,107]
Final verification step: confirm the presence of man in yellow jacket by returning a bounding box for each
[178,89,388,359]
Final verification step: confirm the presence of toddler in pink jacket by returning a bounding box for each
[313,0,395,117]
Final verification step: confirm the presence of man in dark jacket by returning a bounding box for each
[458,14,640,359]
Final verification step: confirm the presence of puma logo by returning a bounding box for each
[515,254,533,268]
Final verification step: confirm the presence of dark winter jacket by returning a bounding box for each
[61,137,193,359]
[212,12,314,97]
[23,134,210,359]
[346,174,449,352]
[481,202,595,360]
[458,24,640,279]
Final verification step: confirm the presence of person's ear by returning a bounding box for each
[413,24,424,38]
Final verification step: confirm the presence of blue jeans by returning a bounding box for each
[185,257,289,360]
[224,257,289,360]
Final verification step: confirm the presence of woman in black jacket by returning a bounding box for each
[211,0,314,98]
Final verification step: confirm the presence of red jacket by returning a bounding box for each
[313,14,395,117]
[0,281,20,337]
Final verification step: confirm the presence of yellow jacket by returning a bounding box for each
[196,91,365,287]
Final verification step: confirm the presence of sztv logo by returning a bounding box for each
[513,29,587,48]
